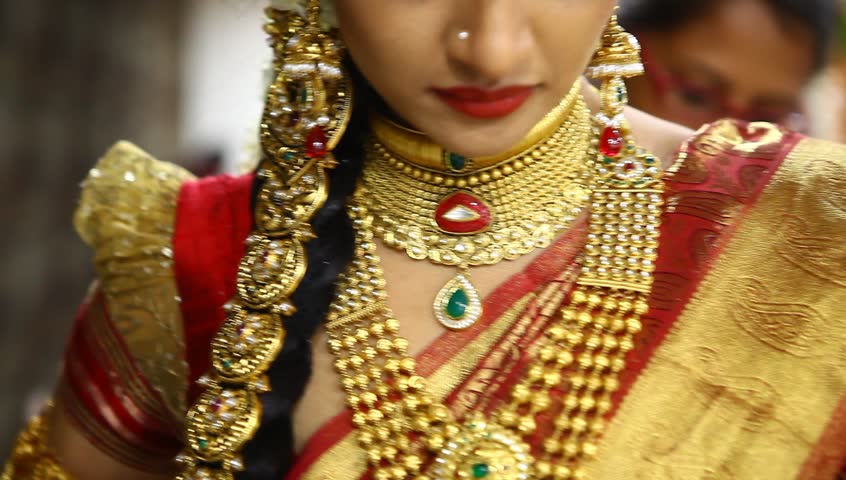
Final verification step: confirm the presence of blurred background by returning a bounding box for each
[0,0,270,457]
[1,0,845,460]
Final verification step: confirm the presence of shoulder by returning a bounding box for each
[627,106,694,167]
[75,139,255,266]
[761,134,846,248]
[675,119,844,205]
[676,121,846,294]
[71,141,197,419]
[73,140,258,407]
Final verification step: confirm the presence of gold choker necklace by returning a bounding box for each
[362,86,594,330]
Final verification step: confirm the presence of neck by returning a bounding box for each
[369,82,583,174]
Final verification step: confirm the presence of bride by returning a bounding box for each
[5,1,845,479]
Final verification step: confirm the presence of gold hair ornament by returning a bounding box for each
[176,2,351,479]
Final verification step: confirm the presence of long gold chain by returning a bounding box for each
[326,98,664,479]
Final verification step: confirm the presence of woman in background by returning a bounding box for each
[4,1,846,479]
[619,0,840,130]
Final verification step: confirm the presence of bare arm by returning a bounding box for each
[46,398,173,480]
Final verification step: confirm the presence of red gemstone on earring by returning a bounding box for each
[305,127,328,158]
[600,127,624,158]
[435,191,492,234]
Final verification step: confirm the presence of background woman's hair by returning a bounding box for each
[618,0,841,72]
[238,62,373,479]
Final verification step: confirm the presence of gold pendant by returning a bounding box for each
[433,268,483,330]
[432,414,532,480]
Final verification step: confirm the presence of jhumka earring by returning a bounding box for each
[586,13,660,191]
[176,1,352,479]
[578,12,664,294]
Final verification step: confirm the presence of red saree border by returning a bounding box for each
[610,121,803,419]
[798,394,846,479]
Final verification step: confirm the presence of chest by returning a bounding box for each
[291,243,538,452]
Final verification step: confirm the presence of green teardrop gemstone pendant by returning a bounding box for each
[434,270,483,330]
[447,288,470,319]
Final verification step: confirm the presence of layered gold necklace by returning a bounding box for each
[177,7,665,478]
[326,98,665,477]
[363,83,594,330]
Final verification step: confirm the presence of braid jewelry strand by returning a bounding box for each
[177,3,352,478]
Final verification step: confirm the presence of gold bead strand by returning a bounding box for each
[326,206,435,479]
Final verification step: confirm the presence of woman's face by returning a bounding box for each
[335,0,615,157]
[626,0,814,129]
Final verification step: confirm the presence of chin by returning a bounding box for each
[423,122,532,158]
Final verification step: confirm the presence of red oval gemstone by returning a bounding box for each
[435,192,492,235]
[305,127,328,158]
[600,127,624,158]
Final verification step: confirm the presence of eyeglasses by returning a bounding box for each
[639,41,806,130]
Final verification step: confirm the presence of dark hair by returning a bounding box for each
[238,63,372,479]
[618,0,841,72]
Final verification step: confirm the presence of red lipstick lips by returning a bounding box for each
[431,85,535,119]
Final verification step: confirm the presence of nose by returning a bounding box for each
[445,0,533,85]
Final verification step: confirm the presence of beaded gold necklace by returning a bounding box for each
[365,84,594,330]
[326,88,664,478]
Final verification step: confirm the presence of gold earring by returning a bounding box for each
[585,13,661,192]
[176,2,353,479]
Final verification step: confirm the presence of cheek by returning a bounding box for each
[336,2,439,88]
[535,7,610,81]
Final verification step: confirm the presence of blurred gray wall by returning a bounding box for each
[0,0,185,458]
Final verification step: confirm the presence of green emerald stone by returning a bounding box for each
[446,288,469,319]
[472,463,490,478]
[603,156,614,165]
[449,152,467,171]
[617,86,627,102]
[299,87,308,103]
[198,438,209,450]
[645,156,655,165]
[223,359,233,369]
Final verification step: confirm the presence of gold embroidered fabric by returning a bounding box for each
[74,141,195,419]
[585,137,846,479]
[2,411,74,480]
